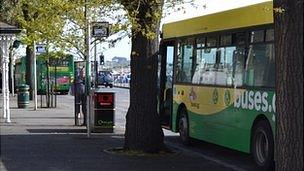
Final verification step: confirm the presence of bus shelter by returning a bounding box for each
[0,21,21,123]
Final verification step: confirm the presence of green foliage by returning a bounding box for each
[118,0,194,40]
[9,0,70,45]
[54,0,127,59]
[1,0,122,59]
[118,0,164,39]
[0,0,18,24]
[36,51,66,60]
[1,0,192,59]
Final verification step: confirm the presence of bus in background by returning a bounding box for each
[37,54,74,94]
[158,1,275,170]
[15,54,74,94]
[14,57,27,88]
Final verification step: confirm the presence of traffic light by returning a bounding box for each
[100,55,104,65]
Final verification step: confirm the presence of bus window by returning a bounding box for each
[266,29,274,41]
[192,47,217,85]
[245,43,275,87]
[250,30,264,43]
[176,41,193,83]
[192,49,203,84]
[232,32,246,45]
[166,47,174,88]
[192,37,204,84]
[206,36,217,47]
[192,35,218,85]
[217,46,235,86]
[232,47,245,87]
[197,37,205,48]
[220,34,232,46]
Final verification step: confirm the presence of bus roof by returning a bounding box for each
[162,1,273,39]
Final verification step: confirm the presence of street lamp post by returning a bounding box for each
[33,41,38,110]
[83,2,109,137]
[85,0,91,138]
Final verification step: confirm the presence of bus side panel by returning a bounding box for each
[188,107,253,153]
[50,67,72,93]
[172,84,275,153]
[171,100,180,133]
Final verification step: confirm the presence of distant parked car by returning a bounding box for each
[98,71,113,88]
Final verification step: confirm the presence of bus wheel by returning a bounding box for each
[179,108,190,145]
[251,120,274,170]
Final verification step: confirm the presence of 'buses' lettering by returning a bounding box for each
[261,92,268,112]
[241,91,248,109]
[272,94,276,113]
[248,91,255,110]
[234,90,275,113]
[234,91,241,108]
[254,92,261,111]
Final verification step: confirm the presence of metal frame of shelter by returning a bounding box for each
[0,21,21,123]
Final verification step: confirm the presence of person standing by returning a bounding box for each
[75,68,86,126]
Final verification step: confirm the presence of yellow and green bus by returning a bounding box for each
[158,1,275,170]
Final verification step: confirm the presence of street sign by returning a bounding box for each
[36,44,46,54]
[92,22,109,38]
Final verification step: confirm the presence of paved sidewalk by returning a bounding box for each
[1,95,233,171]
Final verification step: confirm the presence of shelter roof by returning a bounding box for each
[0,21,21,34]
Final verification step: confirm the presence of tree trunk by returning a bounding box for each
[124,27,164,153]
[25,45,34,100]
[274,0,303,170]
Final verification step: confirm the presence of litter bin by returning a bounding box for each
[17,84,30,108]
[91,90,115,133]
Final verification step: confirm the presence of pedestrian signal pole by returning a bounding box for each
[85,0,91,138]
[33,41,38,110]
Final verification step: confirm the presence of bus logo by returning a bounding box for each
[189,88,197,102]
[224,90,231,106]
[212,89,219,104]
[189,88,199,109]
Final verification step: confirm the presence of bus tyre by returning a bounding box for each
[179,109,191,145]
[251,120,274,171]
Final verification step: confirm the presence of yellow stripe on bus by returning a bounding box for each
[162,1,273,39]
[173,85,246,115]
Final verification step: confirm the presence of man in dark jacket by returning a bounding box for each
[75,68,86,126]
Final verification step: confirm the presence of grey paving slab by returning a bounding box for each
[1,94,233,171]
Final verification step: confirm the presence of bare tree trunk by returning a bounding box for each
[274,0,303,170]
[124,29,165,152]
[25,45,34,100]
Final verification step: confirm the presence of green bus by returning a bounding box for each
[15,54,74,94]
[158,1,275,170]
[14,57,27,88]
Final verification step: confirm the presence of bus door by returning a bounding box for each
[159,41,175,129]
